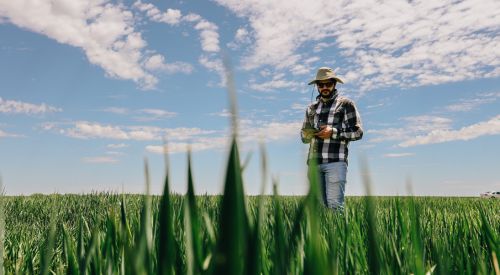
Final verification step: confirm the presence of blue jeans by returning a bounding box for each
[316,162,347,211]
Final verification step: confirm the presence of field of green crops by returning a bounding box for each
[2,139,499,275]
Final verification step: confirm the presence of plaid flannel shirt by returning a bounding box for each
[301,91,363,165]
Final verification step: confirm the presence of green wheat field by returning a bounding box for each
[2,139,499,275]
[2,80,500,274]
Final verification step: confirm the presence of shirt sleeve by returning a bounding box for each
[301,109,313,144]
[335,100,363,141]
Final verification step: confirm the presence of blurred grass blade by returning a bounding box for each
[408,196,424,275]
[84,229,99,274]
[103,214,118,274]
[157,140,176,275]
[136,158,153,274]
[303,158,328,275]
[285,196,306,273]
[40,210,56,275]
[184,149,203,275]
[492,251,499,275]
[62,224,78,275]
[77,216,85,273]
[241,152,252,173]
[360,156,382,275]
[223,55,239,136]
[343,211,349,273]
[202,213,216,271]
[214,138,249,274]
[479,206,499,274]
[77,216,92,274]
[212,55,249,274]
[272,182,286,275]
[120,194,132,246]
[246,144,268,275]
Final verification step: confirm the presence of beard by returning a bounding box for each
[320,89,333,98]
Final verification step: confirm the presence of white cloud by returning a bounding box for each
[107,143,129,149]
[369,113,500,147]
[0,0,161,89]
[157,7,182,24]
[146,119,302,154]
[193,19,220,53]
[368,127,413,144]
[259,69,272,77]
[182,13,202,22]
[143,54,193,74]
[133,4,222,82]
[402,116,452,132]
[66,121,130,140]
[249,74,302,92]
[103,107,128,115]
[102,107,177,121]
[445,91,500,112]
[135,108,177,121]
[45,118,302,154]
[366,103,385,109]
[45,121,216,142]
[199,55,226,86]
[235,28,249,42]
[106,151,125,156]
[163,127,218,141]
[133,1,181,25]
[291,103,305,111]
[0,97,61,115]
[383,153,415,158]
[187,15,223,83]
[313,42,335,53]
[304,57,320,64]
[134,3,220,54]
[399,115,500,147]
[146,136,229,154]
[368,115,453,143]
[215,0,500,91]
[127,127,158,140]
[240,121,302,143]
[280,103,307,117]
[290,64,310,76]
[0,129,21,138]
[82,156,119,163]
[210,109,233,117]
[228,27,251,49]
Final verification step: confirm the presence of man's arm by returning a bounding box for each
[334,100,363,141]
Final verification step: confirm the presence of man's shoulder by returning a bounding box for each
[306,101,320,112]
[336,96,357,108]
[337,95,354,104]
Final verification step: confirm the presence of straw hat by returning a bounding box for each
[308,67,344,85]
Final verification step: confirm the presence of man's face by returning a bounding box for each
[316,80,336,97]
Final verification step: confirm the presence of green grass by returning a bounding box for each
[2,189,499,274]
[2,66,499,274]
[1,140,499,274]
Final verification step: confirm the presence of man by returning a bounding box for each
[301,67,363,211]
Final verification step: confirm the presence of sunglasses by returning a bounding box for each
[316,82,334,88]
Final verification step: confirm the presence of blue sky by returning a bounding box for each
[0,0,499,196]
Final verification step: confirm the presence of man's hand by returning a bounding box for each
[315,125,337,139]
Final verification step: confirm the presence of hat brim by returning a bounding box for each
[308,76,344,85]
